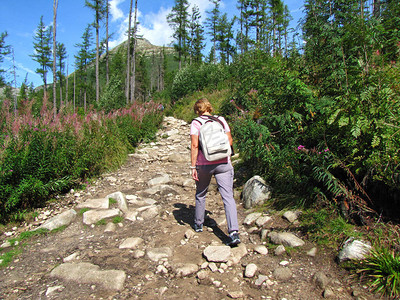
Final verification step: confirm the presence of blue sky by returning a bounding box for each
[0,0,304,88]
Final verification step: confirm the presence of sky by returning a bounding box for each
[0,0,304,88]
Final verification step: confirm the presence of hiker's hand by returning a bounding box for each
[191,168,199,181]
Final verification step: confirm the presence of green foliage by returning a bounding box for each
[112,216,123,223]
[354,247,400,299]
[0,101,162,224]
[300,208,358,247]
[96,219,106,225]
[170,63,228,100]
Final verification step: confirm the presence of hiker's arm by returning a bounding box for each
[226,131,233,146]
[191,134,199,181]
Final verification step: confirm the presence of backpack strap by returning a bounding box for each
[194,115,226,130]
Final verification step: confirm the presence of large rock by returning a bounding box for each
[50,262,126,290]
[337,238,372,262]
[119,237,144,249]
[243,212,262,226]
[203,245,232,262]
[106,192,128,213]
[268,231,305,247]
[82,209,120,225]
[148,174,171,186]
[147,247,173,262]
[242,176,272,208]
[38,209,77,231]
[76,198,109,210]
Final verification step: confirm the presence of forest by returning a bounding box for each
[0,0,399,297]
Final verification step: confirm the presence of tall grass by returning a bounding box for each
[0,99,162,223]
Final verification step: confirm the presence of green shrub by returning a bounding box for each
[170,63,228,100]
[355,247,400,298]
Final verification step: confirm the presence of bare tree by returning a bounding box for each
[52,0,59,118]
[126,0,133,103]
[105,0,110,85]
[130,0,138,103]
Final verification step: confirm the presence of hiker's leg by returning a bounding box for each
[214,163,239,233]
[194,165,213,227]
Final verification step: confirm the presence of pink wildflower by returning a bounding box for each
[297,145,305,150]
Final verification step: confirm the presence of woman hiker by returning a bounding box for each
[190,98,240,247]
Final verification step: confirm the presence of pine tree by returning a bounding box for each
[52,0,59,117]
[206,0,221,63]
[0,31,10,87]
[74,25,95,111]
[216,13,235,64]
[167,0,190,69]
[188,5,205,64]
[31,16,53,99]
[56,42,67,107]
[85,0,106,103]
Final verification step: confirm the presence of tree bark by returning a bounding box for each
[126,0,133,103]
[106,0,110,85]
[53,0,58,118]
[130,0,138,103]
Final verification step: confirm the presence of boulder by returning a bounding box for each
[38,209,77,231]
[337,238,372,262]
[242,176,272,208]
[268,231,305,247]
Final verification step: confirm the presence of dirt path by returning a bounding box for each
[0,117,380,300]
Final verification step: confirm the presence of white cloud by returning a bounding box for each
[138,7,174,46]
[188,0,213,17]
[109,0,214,49]
[110,0,125,22]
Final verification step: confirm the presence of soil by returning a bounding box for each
[0,117,383,300]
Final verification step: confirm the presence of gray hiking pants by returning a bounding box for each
[194,163,239,233]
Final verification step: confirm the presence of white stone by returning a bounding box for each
[268,231,305,247]
[38,209,77,231]
[282,211,301,223]
[243,212,262,226]
[208,262,218,272]
[242,176,272,208]
[76,198,109,210]
[106,192,128,213]
[104,223,117,233]
[255,275,268,286]
[63,252,79,262]
[203,246,232,262]
[244,263,258,278]
[254,245,269,255]
[148,174,171,186]
[175,263,199,277]
[82,209,120,225]
[337,238,372,262]
[147,247,172,262]
[119,237,144,249]
[275,245,286,256]
[46,285,64,296]
[255,215,272,227]
[50,262,126,291]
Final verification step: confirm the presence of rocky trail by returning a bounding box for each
[0,117,380,300]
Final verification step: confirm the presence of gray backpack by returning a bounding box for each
[194,115,231,161]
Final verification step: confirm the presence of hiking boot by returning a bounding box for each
[227,231,241,247]
[194,223,203,232]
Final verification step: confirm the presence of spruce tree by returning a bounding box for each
[31,16,53,99]
[74,25,95,111]
[0,31,10,87]
[167,0,190,69]
[205,0,221,63]
[85,0,106,103]
[216,13,235,64]
[188,5,205,64]
[56,42,67,106]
